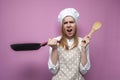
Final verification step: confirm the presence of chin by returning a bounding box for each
[66,35,74,39]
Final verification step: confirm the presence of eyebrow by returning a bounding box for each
[63,21,75,24]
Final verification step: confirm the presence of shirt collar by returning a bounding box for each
[66,38,74,49]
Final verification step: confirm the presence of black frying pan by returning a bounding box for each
[10,42,48,51]
[11,41,60,51]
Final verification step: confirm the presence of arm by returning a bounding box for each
[79,36,91,75]
[79,45,91,75]
[48,37,60,74]
[48,47,59,74]
[80,47,87,67]
[51,47,58,65]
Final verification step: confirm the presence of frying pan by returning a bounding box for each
[11,42,48,51]
[10,21,102,51]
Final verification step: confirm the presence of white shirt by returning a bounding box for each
[48,36,91,75]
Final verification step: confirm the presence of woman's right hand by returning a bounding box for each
[48,38,59,49]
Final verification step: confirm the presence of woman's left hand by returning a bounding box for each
[81,35,91,48]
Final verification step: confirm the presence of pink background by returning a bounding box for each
[0,0,120,80]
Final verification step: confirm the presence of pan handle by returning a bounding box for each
[41,40,60,47]
[41,42,48,46]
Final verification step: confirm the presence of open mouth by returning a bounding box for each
[67,29,72,32]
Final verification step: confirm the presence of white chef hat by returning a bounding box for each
[58,8,80,24]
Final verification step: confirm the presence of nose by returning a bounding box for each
[67,22,71,28]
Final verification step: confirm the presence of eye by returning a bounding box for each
[64,22,68,24]
[69,21,74,23]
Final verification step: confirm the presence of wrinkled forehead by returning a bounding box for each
[63,16,76,22]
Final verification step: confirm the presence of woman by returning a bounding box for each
[48,8,91,80]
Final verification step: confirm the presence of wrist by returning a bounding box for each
[81,46,86,49]
[52,46,57,50]
[81,46,86,51]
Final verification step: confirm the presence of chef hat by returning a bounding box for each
[58,8,80,24]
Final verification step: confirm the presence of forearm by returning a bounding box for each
[80,47,87,67]
[51,48,59,65]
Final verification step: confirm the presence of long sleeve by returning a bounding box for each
[78,38,91,75]
[48,36,61,74]
[48,47,59,74]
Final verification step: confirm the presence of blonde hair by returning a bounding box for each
[59,22,79,50]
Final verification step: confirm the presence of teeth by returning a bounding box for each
[67,29,72,32]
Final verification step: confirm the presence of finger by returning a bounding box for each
[82,40,86,43]
[48,38,53,45]
[54,39,58,44]
[57,42,59,46]
[48,38,51,42]
[53,41,57,45]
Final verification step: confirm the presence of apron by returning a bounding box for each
[52,46,84,80]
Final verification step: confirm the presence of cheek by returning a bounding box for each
[72,26,76,31]
[63,28,67,33]
[63,27,67,31]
